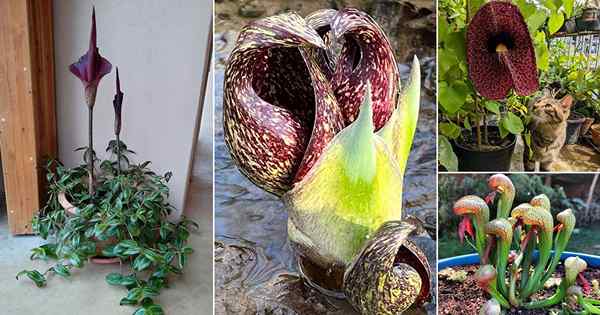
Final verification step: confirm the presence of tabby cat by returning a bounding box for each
[524,89,573,171]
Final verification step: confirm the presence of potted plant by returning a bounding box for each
[541,41,600,144]
[15,8,196,315]
[439,173,600,314]
[439,0,573,172]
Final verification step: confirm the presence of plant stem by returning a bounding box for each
[483,115,488,145]
[116,134,121,175]
[476,120,482,149]
[88,108,95,196]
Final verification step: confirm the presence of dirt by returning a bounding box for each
[439,264,600,315]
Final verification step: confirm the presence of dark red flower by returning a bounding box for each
[69,7,112,106]
[113,67,124,136]
[466,1,538,100]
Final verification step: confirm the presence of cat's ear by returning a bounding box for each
[560,94,574,109]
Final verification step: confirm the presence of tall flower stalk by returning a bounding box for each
[113,68,124,174]
[69,7,112,195]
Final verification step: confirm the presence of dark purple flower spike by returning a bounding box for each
[69,7,112,108]
[223,13,344,196]
[330,8,400,130]
[467,1,538,100]
[113,67,124,137]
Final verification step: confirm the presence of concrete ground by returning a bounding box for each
[0,104,213,314]
[511,136,600,172]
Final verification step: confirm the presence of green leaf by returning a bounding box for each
[120,297,138,306]
[126,287,144,302]
[501,112,525,135]
[439,81,469,114]
[142,287,160,299]
[133,304,165,315]
[548,12,564,35]
[30,244,58,261]
[69,254,84,268]
[16,270,47,288]
[106,273,123,286]
[563,0,574,17]
[53,264,71,278]
[526,11,547,34]
[439,136,458,172]
[182,246,194,255]
[133,255,152,271]
[143,249,164,264]
[439,122,461,139]
[484,101,501,115]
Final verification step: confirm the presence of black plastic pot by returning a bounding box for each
[451,126,516,172]
[566,112,586,144]
[576,8,600,31]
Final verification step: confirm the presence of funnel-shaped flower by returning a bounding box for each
[69,7,112,108]
[453,195,490,255]
[511,204,554,297]
[529,194,551,211]
[466,1,538,100]
[487,174,515,218]
[224,8,423,295]
[565,256,588,285]
[223,8,401,196]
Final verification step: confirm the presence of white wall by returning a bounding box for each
[53,0,212,217]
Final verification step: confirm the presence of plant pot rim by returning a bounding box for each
[58,191,79,216]
[438,251,600,270]
[453,127,517,153]
[57,191,121,265]
[569,112,587,123]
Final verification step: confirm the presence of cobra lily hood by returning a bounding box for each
[222,7,428,305]
[69,7,112,108]
[466,1,538,100]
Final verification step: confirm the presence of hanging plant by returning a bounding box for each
[223,8,430,314]
[16,8,197,315]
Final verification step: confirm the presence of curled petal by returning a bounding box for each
[331,8,399,129]
[487,174,514,195]
[453,195,490,223]
[343,221,431,314]
[485,218,513,242]
[565,256,588,285]
[466,2,538,100]
[305,9,338,79]
[511,203,554,232]
[530,194,551,211]
[223,12,344,195]
[69,7,112,91]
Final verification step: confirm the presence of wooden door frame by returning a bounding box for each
[0,0,57,235]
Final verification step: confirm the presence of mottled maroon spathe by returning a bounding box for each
[467,1,538,100]
[69,7,112,90]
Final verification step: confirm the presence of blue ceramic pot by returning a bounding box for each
[439,251,600,270]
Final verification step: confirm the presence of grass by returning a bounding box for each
[438,225,600,259]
